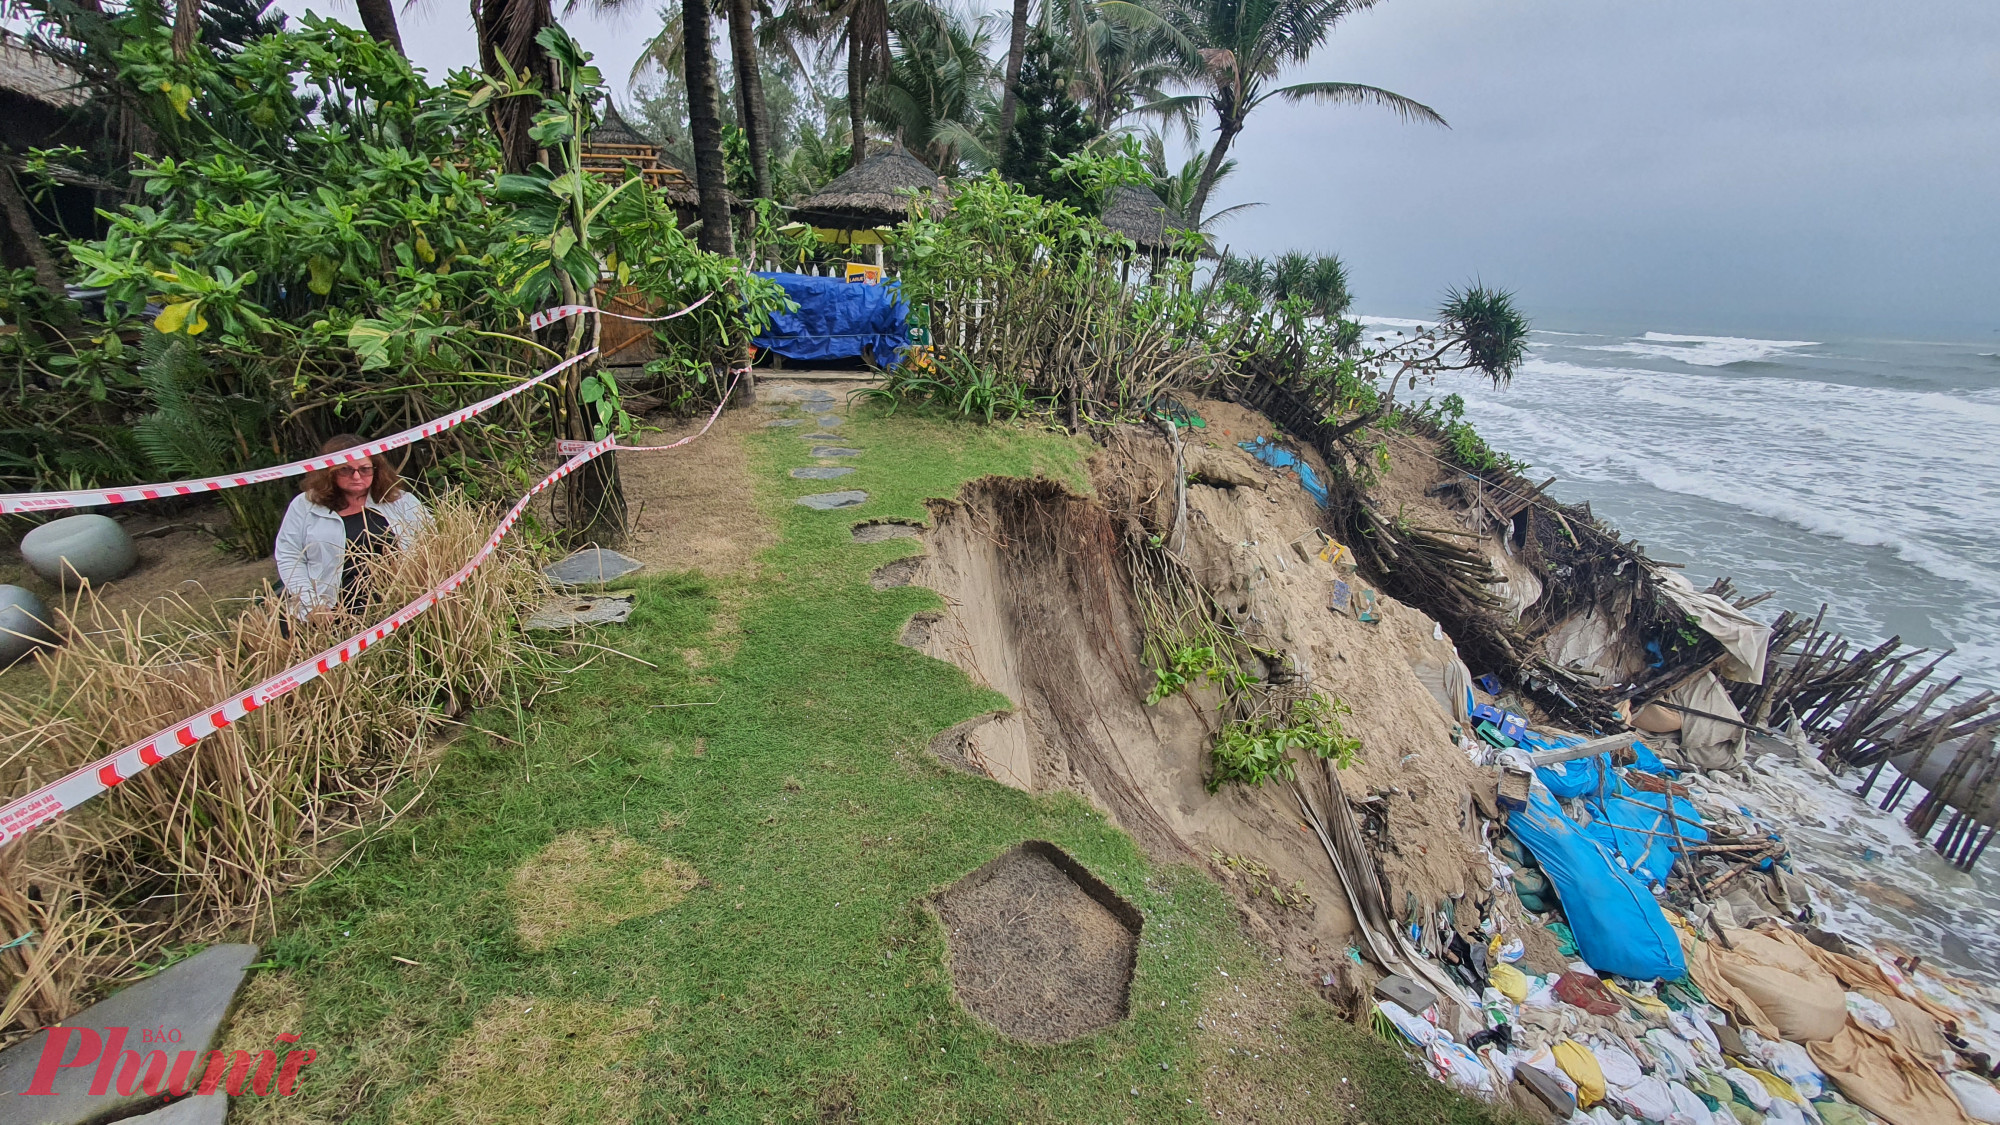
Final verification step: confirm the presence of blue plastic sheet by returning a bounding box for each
[1239,438,1329,508]
[1507,787,1688,980]
[751,273,909,365]
[1584,787,1708,885]
[1533,739,1703,884]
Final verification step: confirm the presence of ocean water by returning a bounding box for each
[1360,316,2000,984]
[1361,318,2000,699]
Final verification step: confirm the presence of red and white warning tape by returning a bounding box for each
[0,370,742,847]
[525,292,712,333]
[0,349,594,516]
[0,290,721,515]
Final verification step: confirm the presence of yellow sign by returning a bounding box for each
[845,263,883,285]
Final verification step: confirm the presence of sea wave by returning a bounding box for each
[1584,331,1818,367]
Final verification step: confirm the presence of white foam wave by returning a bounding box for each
[1585,331,1819,367]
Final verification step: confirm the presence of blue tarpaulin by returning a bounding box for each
[752,272,910,365]
[1239,437,1329,508]
[1507,786,1688,980]
[1532,740,1705,886]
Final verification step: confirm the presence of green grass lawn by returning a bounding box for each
[235,403,1508,1124]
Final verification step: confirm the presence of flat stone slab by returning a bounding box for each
[0,943,257,1124]
[797,433,845,442]
[795,491,868,510]
[524,592,637,631]
[542,548,643,587]
[789,466,855,480]
[809,446,863,458]
[763,418,805,427]
[815,415,843,427]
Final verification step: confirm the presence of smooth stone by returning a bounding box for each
[764,419,804,427]
[21,513,138,587]
[852,522,922,543]
[0,585,60,666]
[789,466,855,480]
[0,944,257,1125]
[797,434,844,442]
[542,548,644,587]
[795,491,868,510]
[809,446,863,458]
[524,592,637,631]
[815,415,843,427]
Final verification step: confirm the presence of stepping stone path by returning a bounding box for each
[809,446,863,458]
[0,943,258,1125]
[815,415,843,428]
[798,433,844,442]
[764,418,804,427]
[790,466,855,480]
[525,592,638,630]
[542,547,644,587]
[796,490,868,510]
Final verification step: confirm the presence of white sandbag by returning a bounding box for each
[1950,1071,2000,1125]
[1611,1074,1676,1122]
[1724,1067,1775,1111]
[1591,1038,1646,1088]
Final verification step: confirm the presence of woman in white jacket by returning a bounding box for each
[272,435,428,617]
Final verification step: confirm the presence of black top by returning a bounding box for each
[339,507,392,611]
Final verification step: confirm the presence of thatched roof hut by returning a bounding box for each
[1099,184,1191,254]
[789,144,942,234]
[581,102,700,208]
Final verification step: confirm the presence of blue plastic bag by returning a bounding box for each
[1238,438,1329,508]
[1506,787,1687,980]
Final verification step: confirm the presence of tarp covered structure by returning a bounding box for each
[751,272,910,365]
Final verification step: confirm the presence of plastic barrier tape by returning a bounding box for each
[525,292,712,333]
[0,372,741,846]
[0,350,595,515]
[0,291,717,515]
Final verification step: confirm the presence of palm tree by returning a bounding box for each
[1110,0,1445,228]
[724,0,774,198]
[681,0,735,251]
[476,0,557,172]
[997,0,1031,157]
[870,0,997,172]
[1049,0,1180,134]
[1144,133,1255,232]
[354,0,405,53]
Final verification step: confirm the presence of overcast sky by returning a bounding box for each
[289,0,1998,339]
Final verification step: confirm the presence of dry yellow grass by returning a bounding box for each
[390,995,656,1125]
[0,496,546,1035]
[509,827,698,951]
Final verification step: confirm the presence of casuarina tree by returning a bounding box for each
[998,29,1096,209]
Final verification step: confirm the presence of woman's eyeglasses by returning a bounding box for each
[333,464,375,478]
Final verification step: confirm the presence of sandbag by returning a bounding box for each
[1555,1038,1607,1107]
[1507,787,1686,980]
[1634,703,1684,733]
[1858,986,1949,1062]
[1716,961,1846,1043]
[1807,1019,1979,1125]
[1489,962,1530,1004]
[1709,928,1848,1043]
[1948,1071,2000,1124]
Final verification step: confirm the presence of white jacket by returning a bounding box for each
[272,490,429,613]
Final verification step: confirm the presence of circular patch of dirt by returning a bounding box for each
[934,841,1141,1043]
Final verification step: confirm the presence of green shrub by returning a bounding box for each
[1208,693,1360,792]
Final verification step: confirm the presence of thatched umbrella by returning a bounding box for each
[788,143,942,235]
[1099,184,1192,255]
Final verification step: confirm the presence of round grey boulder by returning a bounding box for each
[0,585,60,666]
[21,513,138,587]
